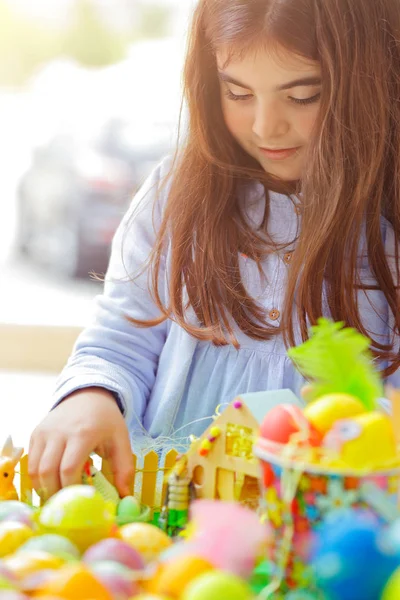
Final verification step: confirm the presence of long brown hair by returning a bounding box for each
[130,0,400,376]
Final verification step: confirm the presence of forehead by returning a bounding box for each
[216,44,321,88]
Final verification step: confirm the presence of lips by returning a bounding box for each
[259,147,300,160]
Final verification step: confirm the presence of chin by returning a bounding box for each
[259,159,303,182]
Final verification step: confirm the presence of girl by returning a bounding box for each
[29,0,400,498]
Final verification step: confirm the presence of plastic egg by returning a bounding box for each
[382,566,400,599]
[84,538,145,571]
[259,404,322,446]
[20,569,58,594]
[0,521,34,557]
[0,502,35,528]
[34,564,113,599]
[118,523,172,563]
[39,486,115,551]
[323,412,397,469]
[304,393,365,435]
[182,571,253,600]
[151,555,214,598]
[133,596,173,600]
[4,550,65,579]
[17,534,80,560]
[117,496,142,525]
[311,509,398,600]
[91,562,139,599]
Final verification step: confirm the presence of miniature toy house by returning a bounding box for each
[186,389,303,510]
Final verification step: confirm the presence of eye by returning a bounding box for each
[3,472,8,478]
[224,89,253,102]
[289,93,321,106]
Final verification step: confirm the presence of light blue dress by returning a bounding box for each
[53,157,400,450]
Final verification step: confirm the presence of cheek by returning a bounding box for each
[221,98,251,138]
[297,106,319,140]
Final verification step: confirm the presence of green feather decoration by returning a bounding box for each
[287,318,383,410]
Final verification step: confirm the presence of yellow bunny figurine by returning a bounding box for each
[0,436,23,500]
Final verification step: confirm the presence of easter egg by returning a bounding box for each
[323,412,397,469]
[4,550,65,579]
[117,496,142,524]
[311,509,399,600]
[20,569,58,594]
[151,556,214,598]
[0,592,29,599]
[83,538,145,571]
[382,566,400,599]
[34,564,113,599]
[91,562,139,599]
[39,486,115,551]
[17,534,80,560]
[259,404,322,447]
[0,502,35,528]
[0,521,34,557]
[134,596,173,600]
[118,523,172,563]
[182,571,253,600]
[304,393,365,435]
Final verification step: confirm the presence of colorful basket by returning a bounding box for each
[254,438,400,597]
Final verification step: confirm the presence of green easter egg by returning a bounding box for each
[40,485,114,529]
[17,533,80,559]
[117,496,141,520]
[382,566,400,600]
[182,571,254,600]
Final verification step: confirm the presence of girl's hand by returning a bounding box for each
[28,387,134,500]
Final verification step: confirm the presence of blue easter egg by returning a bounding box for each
[310,509,399,600]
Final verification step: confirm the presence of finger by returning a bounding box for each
[28,432,46,493]
[108,434,134,497]
[59,434,97,489]
[38,438,66,500]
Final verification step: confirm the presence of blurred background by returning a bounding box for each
[0,0,195,444]
[0,0,192,328]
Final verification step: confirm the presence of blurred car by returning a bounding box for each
[16,124,170,278]
[15,38,183,278]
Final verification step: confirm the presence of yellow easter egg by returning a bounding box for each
[304,393,365,435]
[152,556,214,598]
[0,521,34,557]
[118,523,172,563]
[325,411,397,469]
[34,564,112,599]
[4,550,64,579]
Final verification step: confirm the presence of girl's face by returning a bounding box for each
[217,45,321,181]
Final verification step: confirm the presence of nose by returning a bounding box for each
[252,99,290,142]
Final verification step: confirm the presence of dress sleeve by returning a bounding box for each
[52,156,172,432]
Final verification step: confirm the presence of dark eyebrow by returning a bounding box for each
[218,71,321,92]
